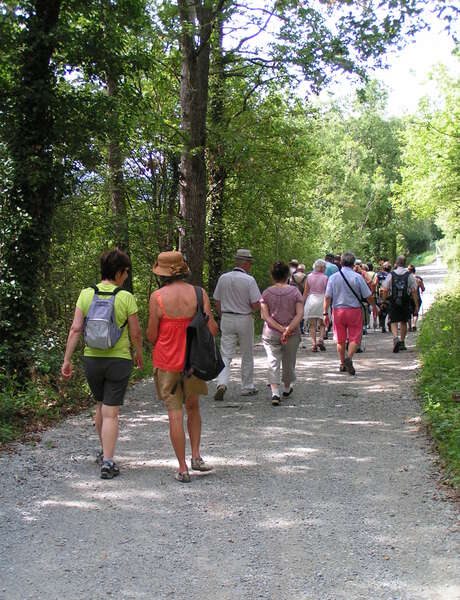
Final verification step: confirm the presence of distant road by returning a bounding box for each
[416,257,448,315]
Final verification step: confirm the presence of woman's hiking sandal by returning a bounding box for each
[175,470,191,483]
[318,340,326,351]
[100,460,120,480]
[191,457,213,472]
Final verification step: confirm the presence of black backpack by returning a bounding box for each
[183,287,225,381]
[391,271,410,307]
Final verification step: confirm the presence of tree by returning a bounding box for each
[0,0,63,377]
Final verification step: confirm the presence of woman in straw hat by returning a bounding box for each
[146,251,218,483]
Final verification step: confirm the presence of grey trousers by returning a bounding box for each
[262,332,300,386]
[216,313,255,390]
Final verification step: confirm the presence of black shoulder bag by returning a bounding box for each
[183,287,225,381]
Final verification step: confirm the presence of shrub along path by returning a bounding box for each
[0,263,458,600]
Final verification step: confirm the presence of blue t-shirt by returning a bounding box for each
[325,267,371,309]
[325,262,339,278]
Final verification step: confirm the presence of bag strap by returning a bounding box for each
[194,286,204,314]
[90,284,123,297]
[89,285,127,327]
[339,269,365,306]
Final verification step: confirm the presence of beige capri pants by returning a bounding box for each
[262,330,301,386]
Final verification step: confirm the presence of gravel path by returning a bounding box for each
[1,262,458,600]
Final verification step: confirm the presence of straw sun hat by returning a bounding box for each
[152,251,190,277]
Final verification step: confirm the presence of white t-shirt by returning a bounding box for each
[213,268,261,314]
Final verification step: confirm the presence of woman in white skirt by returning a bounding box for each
[303,259,328,352]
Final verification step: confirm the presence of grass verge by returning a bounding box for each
[409,249,437,267]
[0,348,153,445]
[417,282,460,489]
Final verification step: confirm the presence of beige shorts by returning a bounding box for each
[153,368,208,411]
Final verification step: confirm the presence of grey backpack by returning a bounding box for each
[84,285,127,350]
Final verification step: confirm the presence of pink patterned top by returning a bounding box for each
[306,272,328,294]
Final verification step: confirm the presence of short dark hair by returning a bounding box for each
[367,262,373,271]
[341,252,355,268]
[100,249,131,280]
[396,255,406,267]
[325,253,334,262]
[271,261,290,283]
[158,273,188,286]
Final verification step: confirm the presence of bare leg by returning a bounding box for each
[185,396,201,460]
[337,342,346,364]
[390,322,399,338]
[101,404,119,460]
[318,323,325,342]
[168,409,187,473]
[400,321,408,342]
[347,341,359,358]
[310,321,317,348]
[94,402,103,446]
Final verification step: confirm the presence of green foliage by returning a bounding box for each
[0,329,91,444]
[417,282,460,488]
[396,62,460,269]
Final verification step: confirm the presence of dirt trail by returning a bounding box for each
[0,262,458,600]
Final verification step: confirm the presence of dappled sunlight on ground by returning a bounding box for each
[1,264,458,599]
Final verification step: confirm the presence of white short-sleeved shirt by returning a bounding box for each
[381,267,417,293]
[213,268,261,314]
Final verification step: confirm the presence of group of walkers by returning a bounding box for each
[61,247,424,483]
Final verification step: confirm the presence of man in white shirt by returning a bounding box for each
[213,249,261,401]
[381,255,419,352]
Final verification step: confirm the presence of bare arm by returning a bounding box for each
[251,301,260,311]
[61,307,84,380]
[146,293,161,344]
[214,299,222,316]
[302,280,310,303]
[203,289,219,336]
[411,289,420,313]
[323,295,332,327]
[128,314,144,369]
[366,294,378,308]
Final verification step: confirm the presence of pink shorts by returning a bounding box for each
[332,307,363,344]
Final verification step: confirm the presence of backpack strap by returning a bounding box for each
[90,284,124,297]
[89,284,127,327]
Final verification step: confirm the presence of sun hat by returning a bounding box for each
[289,259,299,266]
[235,249,255,262]
[152,251,190,277]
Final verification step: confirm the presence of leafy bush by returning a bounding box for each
[0,328,92,444]
[417,283,460,488]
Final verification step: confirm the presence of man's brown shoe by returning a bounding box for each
[214,385,226,401]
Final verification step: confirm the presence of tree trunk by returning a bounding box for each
[207,15,226,296]
[0,0,62,378]
[107,74,133,292]
[178,0,213,286]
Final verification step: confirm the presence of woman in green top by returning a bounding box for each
[61,249,143,479]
